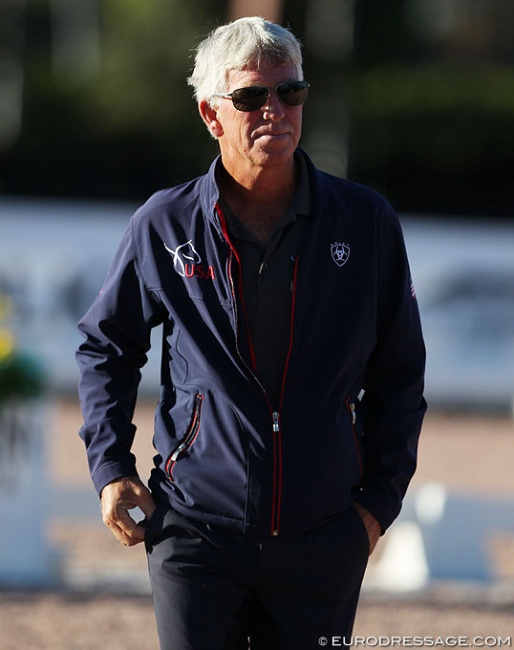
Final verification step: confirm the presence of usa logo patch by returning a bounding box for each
[330,242,351,267]
[164,239,215,280]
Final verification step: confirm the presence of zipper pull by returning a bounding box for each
[349,401,356,425]
[272,411,280,432]
[170,443,186,463]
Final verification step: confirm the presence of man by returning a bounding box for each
[76,16,426,650]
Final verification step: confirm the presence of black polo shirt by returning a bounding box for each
[222,155,312,408]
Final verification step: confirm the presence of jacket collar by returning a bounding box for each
[199,148,322,232]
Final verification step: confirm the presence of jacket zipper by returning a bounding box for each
[346,396,363,480]
[270,256,299,536]
[216,202,299,537]
[166,392,204,481]
[270,411,282,536]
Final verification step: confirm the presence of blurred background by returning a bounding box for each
[1,0,514,212]
[1,0,513,648]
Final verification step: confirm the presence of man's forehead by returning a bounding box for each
[227,63,299,86]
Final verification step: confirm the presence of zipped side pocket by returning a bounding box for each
[345,396,364,480]
[166,392,204,482]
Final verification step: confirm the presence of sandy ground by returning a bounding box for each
[0,400,513,649]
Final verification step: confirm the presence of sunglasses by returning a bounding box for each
[211,80,310,112]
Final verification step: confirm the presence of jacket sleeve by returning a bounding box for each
[75,218,164,495]
[355,204,427,532]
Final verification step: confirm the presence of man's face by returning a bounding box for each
[212,64,304,174]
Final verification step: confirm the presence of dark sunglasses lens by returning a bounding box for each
[276,82,310,106]
[231,86,268,111]
[230,82,310,111]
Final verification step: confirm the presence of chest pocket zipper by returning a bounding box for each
[166,392,204,481]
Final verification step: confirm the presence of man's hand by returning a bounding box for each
[353,503,382,556]
[100,476,156,546]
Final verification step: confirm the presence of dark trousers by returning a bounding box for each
[145,504,369,650]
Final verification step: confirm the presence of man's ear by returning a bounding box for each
[199,100,224,139]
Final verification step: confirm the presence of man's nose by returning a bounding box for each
[262,91,285,121]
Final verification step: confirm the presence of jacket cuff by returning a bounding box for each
[91,461,140,497]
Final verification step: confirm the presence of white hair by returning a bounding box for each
[187,16,304,104]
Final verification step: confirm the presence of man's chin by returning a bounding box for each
[253,138,296,164]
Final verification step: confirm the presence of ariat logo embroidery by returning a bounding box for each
[164,240,216,280]
[330,242,351,268]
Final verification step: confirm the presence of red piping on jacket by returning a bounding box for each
[215,201,300,537]
[216,203,258,372]
[166,392,204,481]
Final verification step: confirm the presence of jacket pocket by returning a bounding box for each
[165,392,204,482]
[345,396,364,481]
[143,501,168,550]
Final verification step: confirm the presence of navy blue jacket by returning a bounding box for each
[76,149,426,538]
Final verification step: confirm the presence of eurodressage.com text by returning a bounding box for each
[317,636,512,648]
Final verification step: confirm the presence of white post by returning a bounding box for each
[0,400,56,586]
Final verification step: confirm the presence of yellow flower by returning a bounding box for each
[0,328,15,360]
